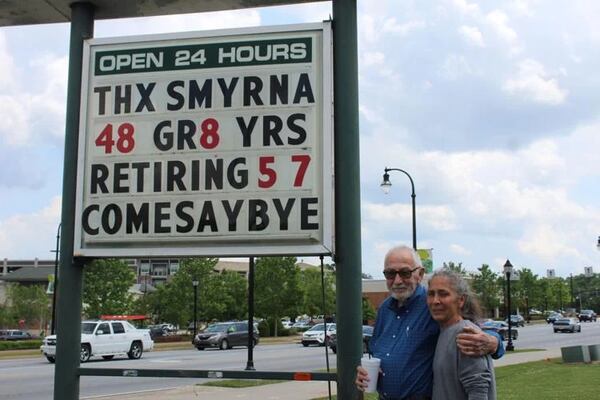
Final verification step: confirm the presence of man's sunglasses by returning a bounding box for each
[382,267,420,280]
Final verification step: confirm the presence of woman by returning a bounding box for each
[427,269,496,400]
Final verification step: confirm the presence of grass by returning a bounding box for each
[311,359,600,400]
[199,379,285,388]
[496,358,600,399]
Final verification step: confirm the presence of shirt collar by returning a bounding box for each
[387,284,426,310]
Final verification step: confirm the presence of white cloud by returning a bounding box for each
[440,54,473,80]
[0,197,61,258]
[450,0,481,17]
[450,244,472,256]
[459,25,485,47]
[503,59,568,105]
[486,10,521,54]
[364,202,457,232]
[518,224,581,262]
[382,18,426,36]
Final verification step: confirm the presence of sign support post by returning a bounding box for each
[54,3,94,400]
[332,1,363,399]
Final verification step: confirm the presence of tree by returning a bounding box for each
[300,267,336,318]
[442,261,467,274]
[362,297,376,324]
[202,270,248,322]
[83,259,135,319]
[156,257,217,327]
[470,264,500,318]
[255,257,302,336]
[6,284,50,329]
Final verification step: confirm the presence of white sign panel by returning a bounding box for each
[546,269,556,278]
[74,23,333,257]
[584,266,593,277]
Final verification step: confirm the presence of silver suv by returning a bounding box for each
[193,321,259,351]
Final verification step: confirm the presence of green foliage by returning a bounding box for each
[255,257,302,337]
[0,339,43,351]
[83,259,135,319]
[362,297,376,324]
[301,267,336,317]
[5,284,50,328]
[443,261,467,274]
[470,264,500,317]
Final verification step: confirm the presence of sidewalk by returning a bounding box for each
[88,348,561,400]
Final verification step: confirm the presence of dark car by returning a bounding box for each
[193,321,259,350]
[479,320,518,341]
[148,324,167,339]
[329,325,373,354]
[505,315,525,327]
[578,310,597,322]
[0,330,33,341]
[546,312,563,324]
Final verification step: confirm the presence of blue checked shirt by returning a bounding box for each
[369,285,504,399]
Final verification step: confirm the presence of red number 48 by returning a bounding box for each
[95,123,135,154]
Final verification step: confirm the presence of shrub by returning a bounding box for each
[0,339,42,351]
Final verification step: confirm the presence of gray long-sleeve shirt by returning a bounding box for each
[432,319,496,400]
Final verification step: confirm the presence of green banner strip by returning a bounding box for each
[94,37,312,75]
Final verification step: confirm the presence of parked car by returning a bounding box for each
[40,320,154,363]
[546,312,563,324]
[329,325,373,354]
[301,323,337,347]
[529,308,542,315]
[292,321,312,332]
[479,320,518,341]
[148,324,168,339]
[193,321,259,350]
[0,330,33,341]
[281,320,293,329]
[578,309,597,322]
[553,318,581,333]
[505,315,525,327]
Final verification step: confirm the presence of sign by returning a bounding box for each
[417,248,433,273]
[74,23,333,257]
[546,269,556,278]
[584,266,593,277]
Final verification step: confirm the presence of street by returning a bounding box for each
[0,322,599,400]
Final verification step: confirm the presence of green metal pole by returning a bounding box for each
[54,3,94,400]
[332,1,363,399]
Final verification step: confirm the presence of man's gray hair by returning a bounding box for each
[384,245,423,268]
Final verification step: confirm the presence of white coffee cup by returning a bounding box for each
[361,356,381,393]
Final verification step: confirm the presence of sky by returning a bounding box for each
[1,1,599,280]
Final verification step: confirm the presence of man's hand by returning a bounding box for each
[355,365,370,392]
[456,325,498,357]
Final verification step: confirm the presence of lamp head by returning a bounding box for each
[380,172,391,194]
[192,280,199,287]
[503,259,513,275]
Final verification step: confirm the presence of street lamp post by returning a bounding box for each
[380,167,417,250]
[192,279,199,341]
[50,223,61,335]
[504,260,515,351]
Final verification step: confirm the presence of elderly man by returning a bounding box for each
[355,245,503,400]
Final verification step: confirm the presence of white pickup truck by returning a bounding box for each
[41,320,154,363]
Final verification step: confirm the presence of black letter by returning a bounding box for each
[176,201,194,233]
[154,202,171,233]
[167,80,185,110]
[102,204,122,235]
[114,84,131,114]
[249,199,269,231]
[91,164,109,194]
[166,161,186,191]
[293,73,315,104]
[153,121,173,151]
[244,76,264,106]
[263,115,284,146]
[198,201,218,232]
[287,113,306,145]
[113,162,129,193]
[135,82,156,112]
[222,200,243,231]
[126,203,149,233]
[189,79,212,109]
[270,74,288,105]
[273,198,295,230]
[236,116,258,147]
[205,159,223,190]
[93,86,111,115]
[218,77,239,107]
[228,158,248,189]
[82,205,99,235]
[300,197,319,230]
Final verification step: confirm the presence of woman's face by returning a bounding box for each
[427,276,465,327]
